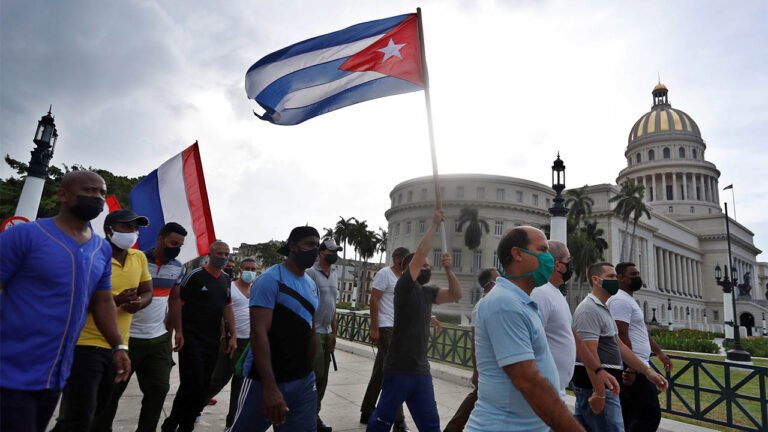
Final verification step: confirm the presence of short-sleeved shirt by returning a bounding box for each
[0,218,112,390]
[77,248,152,348]
[130,249,184,339]
[180,267,232,346]
[607,289,652,363]
[572,294,624,388]
[530,282,576,397]
[244,264,319,383]
[383,270,439,375]
[371,266,398,328]
[306,262,338,334]
[231,282,251,338]
[467,277,559,432]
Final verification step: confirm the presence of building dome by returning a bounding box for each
[627,84,701,146]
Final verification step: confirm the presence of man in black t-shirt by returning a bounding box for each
[162,241,238,432]
[367,209,463,432]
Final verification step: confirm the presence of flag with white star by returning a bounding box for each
[245,13,424,125]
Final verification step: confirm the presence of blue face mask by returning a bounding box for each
[499,247,555,287]
[240,271,256,284]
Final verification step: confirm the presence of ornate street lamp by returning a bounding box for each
[762,312,767,337]
[667,298,673,332]
[650,308,658,325]
[15,106,58,221]
[715,202,751,361]
[548,153,569,245]
[703,309,708,331]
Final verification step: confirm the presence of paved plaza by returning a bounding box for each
[60,339,713,432]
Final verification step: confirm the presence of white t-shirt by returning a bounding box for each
[371,266,398,328]
[231,282,251,338]
[530,282,576,398]
[607,289,652,363]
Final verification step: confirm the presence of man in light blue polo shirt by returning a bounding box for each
[0,171,130,432]
[468,226,584,432]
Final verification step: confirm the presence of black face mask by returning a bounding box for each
[223,268,234,277]
[294,247,318,269]
[417,269,431,285]
[69,195,104,221]
[163,246,181,260]
[560,261,574,283]
[628,276,643,292]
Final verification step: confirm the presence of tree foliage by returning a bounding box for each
[565,185,594,229]
[457,207,490,251]
[609,179,651,261]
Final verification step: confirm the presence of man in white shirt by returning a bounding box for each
[607,262,672,432]
[530,240,619,400]
[360,247,409,431]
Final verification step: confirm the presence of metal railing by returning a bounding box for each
[336,311,768,431]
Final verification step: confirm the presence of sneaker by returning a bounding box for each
[393,420,410,432]
[317,416,332,432]
[360,412,370,424]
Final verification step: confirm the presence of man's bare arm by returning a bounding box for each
[369,289,383,343]
[435,253,462,304]
[250,307,289,424]
[407,209,443,280]
[504,360,585,431]
[615,320,632,348]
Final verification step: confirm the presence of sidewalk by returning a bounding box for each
[90,338,715,432]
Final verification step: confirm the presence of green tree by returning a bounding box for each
[334,216,358,292]
[457,207,490,250]
[609,179,650,261]
[375,227,387,265]
[251,240,286,268]
[565,185,594,229]
[568,219,608,304]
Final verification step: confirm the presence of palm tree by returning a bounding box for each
[567,220,608,306]
[375,228,387,266]
[565,186,594,229]
[321,227,335,241]
[334,216,358,302]
[457,207,490,251]
[609,179,650,261]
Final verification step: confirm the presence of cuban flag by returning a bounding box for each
[129,142,216,263]
[246,13,424,125]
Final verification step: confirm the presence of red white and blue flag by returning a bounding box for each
[130,142,216,263]
[92,195,122,239]
[246,13,424,125]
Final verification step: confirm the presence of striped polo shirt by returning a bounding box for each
[129,249,184,339]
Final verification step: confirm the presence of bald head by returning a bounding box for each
[496,226,549,291]
[547,240,572,286]
[547,240,570,262]
[57,170,106,222]
[60,170,105,190]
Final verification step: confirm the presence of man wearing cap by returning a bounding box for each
[306,239,343,432]
[53,209,153,432]
[360,246,410,430]
[230,227,320,432]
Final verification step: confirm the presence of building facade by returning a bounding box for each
[385,84,768,334]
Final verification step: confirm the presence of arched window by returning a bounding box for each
[679,147,686,158]
[663,147,671,159]
[648,149,655,161]
[636,153,642,164]
[692,149,698,159]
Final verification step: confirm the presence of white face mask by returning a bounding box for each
[240,271,256,284]
[109,230,138,250]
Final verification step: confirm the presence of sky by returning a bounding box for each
[1,0,766,260]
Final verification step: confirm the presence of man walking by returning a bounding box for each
[96,222,187,432]
[54,210,153,432]
[0,171,130,432]
[443,267,497,432]
[530,240,619,399]
[360,246,409,430]
[306,239,344,432]
[230,226,321,431]
[571,262,667,431]
[162,241,237,432]
[367,209,462,432]
[467,227,584,432]
[607,262,673,432]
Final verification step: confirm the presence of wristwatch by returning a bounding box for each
[112,344,129,353]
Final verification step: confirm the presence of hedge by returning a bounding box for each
[649,328,720,354]
[724,337,768,357]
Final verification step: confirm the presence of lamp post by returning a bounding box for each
[15,107,58,221]
[762,312,767,337]
[715,202,751,361]
[667,298,673,332]
[548,153,569,245]
[650,308,658,325]
[703,309,708,332]
[686,306,691,329]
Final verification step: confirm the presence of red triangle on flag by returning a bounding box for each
[339,14,424,86]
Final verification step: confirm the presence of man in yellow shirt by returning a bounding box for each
[52,210,153,432]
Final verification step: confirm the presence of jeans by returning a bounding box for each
[51,345,116,432]
[360,327,405,423]
[229,373,317,432]
[206,337,249,427]
[573,384,625,432]
[162,337,219,432]
[0,387,61,432]
[313,332,333,413]
[93,333,175,432]
[620,373,662,432]
[367,373,440,432]
[443,386,478,432]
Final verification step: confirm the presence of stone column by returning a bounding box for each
[661,174,667,201]
[652,174,657,202]
[698,173,705,201]
[675,254,683,295]
[672,174,678,201]
[664,250,672,293]
[682,173,688,200]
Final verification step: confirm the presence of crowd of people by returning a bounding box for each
[0,171,672,432]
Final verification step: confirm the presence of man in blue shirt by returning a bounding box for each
[230,226,320,432]
[468,226,584,432]
[0,171,131,432]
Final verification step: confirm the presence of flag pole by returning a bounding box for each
[731,187,736,220]
[416,7,448,253]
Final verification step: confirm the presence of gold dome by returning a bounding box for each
[627,85,701,144]
[653,83,668,92]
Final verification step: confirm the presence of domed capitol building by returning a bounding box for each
[384,83,768,334]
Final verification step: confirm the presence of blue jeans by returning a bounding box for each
[367,373,440,432]
[229,373,316,432]
[573,385,625,432]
